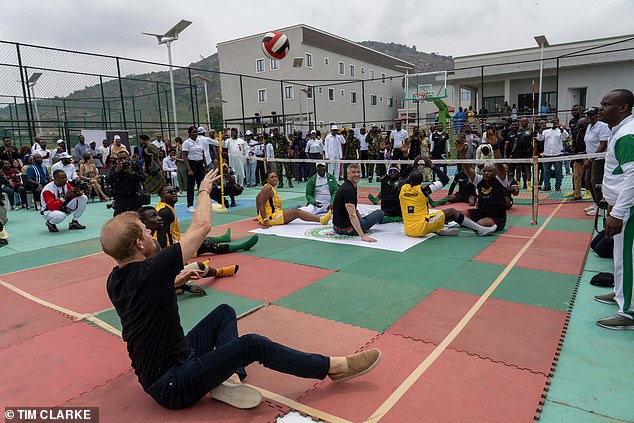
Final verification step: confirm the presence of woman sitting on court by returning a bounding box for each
[256,171,331,228]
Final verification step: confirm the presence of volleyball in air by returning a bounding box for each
[261,31,290,60]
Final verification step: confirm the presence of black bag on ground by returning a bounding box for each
[590,272,614,287]
[590,230,614,259]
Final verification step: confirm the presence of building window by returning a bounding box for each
[370,94,377,106]
[305,53,312,68]
[338,61,345,75]
[395,98,399,107]
[284,85,294,100]
[256,58,265,73]
[317,86,323,95]
[369,69,375,80]
[328,88,335,102]
[381,73,386,84]
[324,57,329,66]
[350,91,357,104]
[270,59,279,70]
[340,89,345,97]
[387,97,393,108]
[305,85,313,99]
[257,89,267,103]
[349,64,355,77]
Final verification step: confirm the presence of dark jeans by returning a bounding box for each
[2,186,26,207]
[586,159,605,205]
[334,209,385,235]
[360,150,368,178]
[255,157,266,184]
[186,160,206,207]
[144,305,330,409]
[308,152,321,177]
[112,195,142,216]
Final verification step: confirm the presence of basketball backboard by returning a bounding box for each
[404,70,448,102]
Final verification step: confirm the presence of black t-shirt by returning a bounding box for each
[431,132,449,158]
[475,175,508,219]
[106,243,187,389]
[514,129,533,158]
[504,129,518,156]
[380,176,403,217]
[407,136,422,159]
[333,179,357,228]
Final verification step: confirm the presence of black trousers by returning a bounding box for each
[186,160,206,207]
[255,157,265,184]
[360,150,369,177]
[113,195,142,216]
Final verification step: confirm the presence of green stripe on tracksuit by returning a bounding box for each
[616,206,634,318]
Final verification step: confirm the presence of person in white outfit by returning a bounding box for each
[324,125,345,180]
[41,169,87,233]
[225,128,246,187]
[163,150,178,189]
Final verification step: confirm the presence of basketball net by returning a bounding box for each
[414,91,429,102]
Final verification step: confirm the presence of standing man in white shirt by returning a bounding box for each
[358,127,368,179]
[582,107,611,215]
[306,130,324,177]
[225,128,246,187]
[152,133,167,154]
[32,136,52,167]
[324,125,345,180]
[244,130,259,187]
[537,118,569,191]
[389,120,408,161]
[196,127,219,172]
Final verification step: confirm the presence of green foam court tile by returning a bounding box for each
[56,237,105,255]
[583,251,613,274]
[539,400,623,423]
[0,248,79,275]
[542,271,634,422]
[410,230,497,261]
[94,289,263,333]
[341,252,470,289]
[267,240,380,270]
[512,214,594,233]
[275,272,430,332]
[239,234,312,258]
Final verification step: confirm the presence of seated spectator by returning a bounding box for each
[19,145,32,164]
[222,165,243,208]
[256,171,331,227]
[0,197,7,247]
[0,136,19,162]
[86,141,102,168]
[302,162,338,215]
[41,169,87,232]
[110,135,129,156]
[1,160,27,210]
[162,150,178,189]
[51,152,79,184]
[51,140,66,163]
[24,153,50,209]
[332,163,384,242]
[79,154,109,201]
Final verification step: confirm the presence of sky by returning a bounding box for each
[1,0,633,68]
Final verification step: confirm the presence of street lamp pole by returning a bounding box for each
[395,64,414,130]
[143,19,192,140]
[193,74,212,129]
[28,72,43,134]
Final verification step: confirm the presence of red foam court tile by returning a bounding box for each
[200,257,335,303]
[65,370,288,422]
[0,322,131,407]
[545,202,595,220]
[388,289,567,374]
[1,255,114,294]
[382,348,547,423]
[0,287,74,349]
[215,217,262,234]
[298,333,437,421]
[237,305,378,400]
[34,275,113,315]
[475,229,590,275]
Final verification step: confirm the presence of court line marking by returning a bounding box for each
[0,251,104,277]
[365,203,564,423]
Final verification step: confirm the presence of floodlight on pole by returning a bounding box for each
[143,19,192,140]
[28,72,43,134]
[534,35,550,115]
[193,74,213,129]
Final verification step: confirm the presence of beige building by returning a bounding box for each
[217,24,415,133]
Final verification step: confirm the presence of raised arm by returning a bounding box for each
[456,136,476,182]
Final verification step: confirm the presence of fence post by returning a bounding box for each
[531,156,539,226]
[99,76,107,130]
[16,43,34,143]
[361,80,366,127]
[115,58,127,129]
[188,68,196,125]
[312,88,317,130]
[156,81,164,138]
[131,96,138,138]
[280,80,286,132]
[239,75,246,130]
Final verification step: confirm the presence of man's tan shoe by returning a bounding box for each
[208,381,262,409]
[328,349,381,383]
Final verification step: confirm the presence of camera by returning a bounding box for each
[121,160,131,168]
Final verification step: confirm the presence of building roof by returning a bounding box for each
[217,23,415,72]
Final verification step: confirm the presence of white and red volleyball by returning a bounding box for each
[261,31,290,60]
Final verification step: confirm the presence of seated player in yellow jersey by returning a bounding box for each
[399,156,498,237]
[256,171,332,228]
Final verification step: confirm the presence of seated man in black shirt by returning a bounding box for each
[456,134,509,231]
[447,168,477,206]
[101,169,381,410]
[332,163,384,242]
[368,164,405,223]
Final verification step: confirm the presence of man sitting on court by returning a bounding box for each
[332,163,384,243]
[455,134,509,232]
[256,171,332,227]
[400,157,497,237]
[302,162,338,215]
[41,169,88,233]
[155,185,258,259]
[101,168,381,410]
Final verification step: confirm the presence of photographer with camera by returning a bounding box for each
[41,169,87,233]
[107,150,147,216]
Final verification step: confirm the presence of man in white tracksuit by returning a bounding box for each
[324,125,345,180]
[225,128,246,187]
[593,89,634,330]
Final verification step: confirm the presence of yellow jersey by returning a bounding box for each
[155,201,180,247]
[399,183,444,237]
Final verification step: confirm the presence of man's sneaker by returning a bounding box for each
[583,191,592,200]
[0,238,8,248]
[542,187,551,191]
[208,381,262,409]
[187,206,195,212]
[596,314,634,330]
[46,221,59,233]
[585,208,598,216]
[594,292,617,305]
[328,348,381,383]
[563,191,575,197]
[68,220,86,230]
[584,204,597,212]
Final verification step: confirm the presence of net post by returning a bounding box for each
[531,156,539,225]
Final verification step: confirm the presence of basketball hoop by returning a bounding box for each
[414,91,429,101]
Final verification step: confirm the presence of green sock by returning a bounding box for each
[228,235,259,252]
[210,228,231,243]
[368,193,380,205]
[429,196,449,207]
[380,216,403,224]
